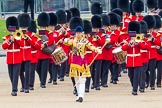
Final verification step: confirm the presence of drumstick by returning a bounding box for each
[88,41,108,67]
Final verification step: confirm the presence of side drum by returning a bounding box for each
[52,47,68,65]
[112,47,126,64]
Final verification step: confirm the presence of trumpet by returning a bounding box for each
[12,30,26,40]
[134,34,143,42]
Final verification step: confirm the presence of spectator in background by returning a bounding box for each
[24,0,34,20]
[43,0,54,12]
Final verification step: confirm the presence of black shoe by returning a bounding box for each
[118,74,121,77]
[110,80,113,83]
[76,97,83,103]
[123,69,127,73]
[48,79,52,83]
[60,77,64,81]
[139,88,145,93]
[73,88,78,96]
[29,87,34,90]
[20,88,24,92]
[157,84,161,88]
[95,87,100,90]
[151,87,155,90]
[40,85,46,88]
[53,81,57,85]
[11,92,17,96]
[145,83,149,88]
[113,81,117,84]
[24,89,29,93]
[132,91,137,95]
[102,84,108,88]
[91,85,94,89]
[65,73,69,77]
[85,88,89,93]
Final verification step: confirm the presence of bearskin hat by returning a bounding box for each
[110,0,117,11]
[117,0,130,12]
[37,12,50,27]
[91,15,102,28]
[112,8,123,20]
[154,15,162,29]
[69,17,83,30]
[139,21,148,34]
[101,14,110,26]
[66,10,72,23]
[28,20,37,33]
[56,10,67,24]
[18,13,31,27]
[132,0,144,13]
[83,20,92,34]
[108,12,120,26]
[142,15,156,29]
[128,21,141,34]
[69,7,80,17]
[91,2,103,15]
[147,0,158,9]
[49,13,57,26]
[6,16,19,31]
[158,0,162,9]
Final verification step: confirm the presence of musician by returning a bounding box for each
[2,16,23,96]
[139,21,151,92]
[28,20,41,90]
[117,0,131,33]
[48,12,59,85]
[18,13,32,93]
[37,12,55,88]
[56,9,70,81]
[131,0,144,21]
[142,15,157,90]
[91,15,105,90]
[64,25,101,102]
[122,21,146,95]
[83,20,94,92]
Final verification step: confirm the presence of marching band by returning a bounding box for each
[2,0,162,103]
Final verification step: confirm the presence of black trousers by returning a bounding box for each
[37,59,50,86]
[8,64,21,92]
[59,60,67,79]
[148,59,156,87]
[24,0,34,19]
[156,60,162,85]
[29,63,37,88]
[49,63,60,82]
[140,63,148,89]
[128,66,141,92]
[85,64,94,90]
[92,60,102,88]
[112,62,119,81]
[20,61,31,90]
[101,60,111,85]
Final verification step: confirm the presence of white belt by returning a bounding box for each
[127,53,141,57]
[140,50,148,53]
[86,51,92,54]
[21,46,31,49]
[97,47,101,49]
[31,50,37,53]
[151,46,156,48]
[8,49,20,52]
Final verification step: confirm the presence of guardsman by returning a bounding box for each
[18,13,32,93]
[28,20,41,90]
[2,16,23,96]
[83,20,94,92]
[147,0,158,15]
[117,0,131,33]
[37,12,55,88]
[121,21,146,95]
[48,12,60,85]
[131,0,144,21]
[91,15,105,90]
[142,15,157,90]
[56,9,70,81]
[139,20,151,92]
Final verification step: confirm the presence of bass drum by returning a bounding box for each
[112,47,126,64]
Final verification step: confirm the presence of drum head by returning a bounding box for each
[112,47,122,54]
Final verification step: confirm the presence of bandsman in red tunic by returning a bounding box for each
[2,16,23,96]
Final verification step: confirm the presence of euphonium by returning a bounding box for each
[12,30,26,40]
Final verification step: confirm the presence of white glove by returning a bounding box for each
[64,38,69,43]
[98,49,102,54]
